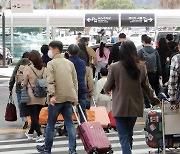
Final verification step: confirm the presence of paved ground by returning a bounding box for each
[1,66,179,153]
[0,127,155,154]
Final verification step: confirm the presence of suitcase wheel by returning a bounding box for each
[113,127,117,132]
[108,146,113,154]
[90,147,98,154]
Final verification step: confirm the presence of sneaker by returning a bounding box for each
[36,135,45,143]
[36,145,51,154]
[23,121,28,129]
[69,149,77,154]
[25,132,33,140]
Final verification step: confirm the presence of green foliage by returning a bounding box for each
[141,6,154,9]
[94,0,135,9]
[38,0,72,9]
[159,0,180,9]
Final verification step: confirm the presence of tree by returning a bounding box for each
[94,0,135,9]
[159,0,180,9]
[80,0,97,9]
[38,0,72,9]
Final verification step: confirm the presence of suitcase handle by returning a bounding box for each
[72,104,87,125]
[92,97,98,107]
[162,99,166,154]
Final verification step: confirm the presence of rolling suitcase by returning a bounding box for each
[73,104,113,154]
[90,98,111,131]
[144,108,164,149]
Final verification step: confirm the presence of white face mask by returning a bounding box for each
[48,50,54,59]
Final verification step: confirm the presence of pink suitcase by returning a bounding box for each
[73,105,113,154]
[90,98,111,131]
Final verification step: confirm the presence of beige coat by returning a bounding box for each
[23,64,47,105]
[104,62,160,117]
[85,66,94,102]
[47,54,78,103]
[86,46,98,66]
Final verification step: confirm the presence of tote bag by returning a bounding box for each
[5,95,17,122]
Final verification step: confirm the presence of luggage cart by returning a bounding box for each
[161,99,180,154]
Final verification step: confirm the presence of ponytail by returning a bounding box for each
[99,42,106,58]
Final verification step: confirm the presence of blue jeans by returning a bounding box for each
[16,92,26,122]
[78,93,87,123]
[115,117,137,154]
[45,102,76,152]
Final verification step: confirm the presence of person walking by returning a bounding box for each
[23,50,46,142]
[76,32,82,43]
[138,36,162,95]
[78,42,89,66]
[85,65,94,108]
[104,40,160,154]
[108,33,126,65]
[36,41,78,154]
[166,34,178,57]
[79,37,98,67]
[137,34,147,51]
[94,68,111,112]
[96,40,110,73]
[68,44,87,123]
[168,48,180,114]
[157,37,171,84]
[9,52,30,129]
[41,44,51,66]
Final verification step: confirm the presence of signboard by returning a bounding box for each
[121,14,155,27]
[11,0,33,13]
[85,14,119,27]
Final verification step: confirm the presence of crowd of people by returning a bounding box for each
[9,31,180,154]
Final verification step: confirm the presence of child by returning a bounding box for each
[94,68,112,112]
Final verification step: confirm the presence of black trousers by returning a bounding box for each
[28,105,43,136]
[148,72,160,96]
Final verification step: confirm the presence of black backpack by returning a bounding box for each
[142,48,157,73]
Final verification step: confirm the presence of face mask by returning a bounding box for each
[48,50,54,59]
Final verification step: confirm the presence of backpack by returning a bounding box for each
[15,65,26,84]
[29,66,47,98]
[142,48,157,73]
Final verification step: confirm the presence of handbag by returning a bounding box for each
[5,95,17,122]
[21,87,30,104]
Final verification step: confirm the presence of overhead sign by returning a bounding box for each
[121,14,155,27]
[11,0,33,13]
[85,14,119,27]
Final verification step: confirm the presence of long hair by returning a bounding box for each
[119,41,140,80]
[29,50,43,70]
[22,52,29,58]
[158,37,170,54]
[99,42,106,58]
[78,43,89,64]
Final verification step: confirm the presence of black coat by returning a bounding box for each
[42,54,52,66]
[108,42,121,65]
